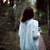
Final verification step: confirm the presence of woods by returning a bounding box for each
[0,0,49,50]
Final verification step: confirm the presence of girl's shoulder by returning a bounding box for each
[28,19,38,25]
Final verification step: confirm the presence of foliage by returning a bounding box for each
[42,25,48,33]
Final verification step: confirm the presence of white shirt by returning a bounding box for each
[18,18,40,50]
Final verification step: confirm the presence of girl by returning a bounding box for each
[18,7,45,50]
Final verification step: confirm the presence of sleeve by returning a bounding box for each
[18,22,22,37]
[31,21,40,40]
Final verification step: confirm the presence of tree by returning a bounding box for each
[48,0,50,35]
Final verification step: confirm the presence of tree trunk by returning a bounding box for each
[48,0,50,35]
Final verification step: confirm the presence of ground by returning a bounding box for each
[0,31,50,50]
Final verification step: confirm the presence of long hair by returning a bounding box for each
[21,7,34,22]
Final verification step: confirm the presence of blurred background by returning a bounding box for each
[0,0,50,50]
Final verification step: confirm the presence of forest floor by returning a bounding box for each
[0,31,50,50]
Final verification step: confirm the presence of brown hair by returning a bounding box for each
[21,7,34,22]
